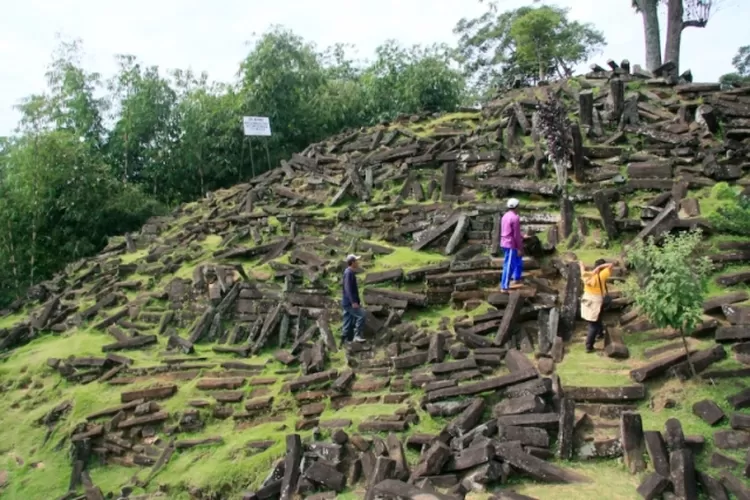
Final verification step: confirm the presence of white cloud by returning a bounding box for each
[0,0,746,136]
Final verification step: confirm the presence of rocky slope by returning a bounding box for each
[1,61,750,500]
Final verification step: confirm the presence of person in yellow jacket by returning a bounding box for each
[579,259,614,353]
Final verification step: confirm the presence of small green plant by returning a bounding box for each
[624,230,712,378]
[706,182,750,235]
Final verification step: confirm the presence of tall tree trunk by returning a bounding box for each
[637,0,663,71]
[664,0,684,75]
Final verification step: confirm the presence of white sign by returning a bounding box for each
[243,116,271,136]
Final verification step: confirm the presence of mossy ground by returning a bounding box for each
[2,89,750,499]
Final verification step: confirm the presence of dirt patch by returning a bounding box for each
[649,379,685,412]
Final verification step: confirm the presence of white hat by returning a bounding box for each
[507,198,520,209]
[346,254,361,264]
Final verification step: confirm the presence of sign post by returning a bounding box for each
[242,116,272,179]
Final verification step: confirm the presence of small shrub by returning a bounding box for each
[625,230,712,377]
[707,182,750,235]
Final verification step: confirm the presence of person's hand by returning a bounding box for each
[518,249,523,257]
[352,303,360,309]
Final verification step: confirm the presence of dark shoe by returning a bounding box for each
[585,347,595,353]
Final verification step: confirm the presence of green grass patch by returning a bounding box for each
[512,460,641,500]
[119,248,148,265]
[0,311,28,329]
[556,341,633,387]
[365,245,447,273]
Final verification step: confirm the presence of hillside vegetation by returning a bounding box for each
[1,59,750,500]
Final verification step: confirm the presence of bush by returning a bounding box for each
[707,182,750,235]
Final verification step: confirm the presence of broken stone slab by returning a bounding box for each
[564,385,646,403]
[504,349,535,373]
[118,410,169,429]
[497,425,549,448]
[621,411,646,474]
[643,431,670,477]
[412,213,461,251]
[495,413,559,430]
[632,202,677,243]
[559,262,581,341]
[411,441,452,479]
[196,377,245,391]
[668,344,727,380]
[731,413,750,431]
[372,479,457,500]
[692,400,726,426]
[286,369,338,392]
[174,436,224,450]
[364,269,404,286]
[431,358,477,375]
[714,430,750,450]
[102,334,157,352]
[719,470,750,500]
[630,349,695,383]
[636,473,670,500]
[496,298,529,349]
[671,449,698,499]
[423,369,538,403]
[716,326,750,343]
[710,452,740,470]
[557,397,575,460]
[728,388,750,410]
[492,394,546,417]
[704,291,750,314]
[495,444,591,483]
[121,385,177,403]
[304,460,346,492]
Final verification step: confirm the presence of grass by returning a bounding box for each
[0,311,28,330]
[404,111,481,137]
[0,328,312,498]
[365,244,447,274]
[511,461,642,500]
[4,153,750,498]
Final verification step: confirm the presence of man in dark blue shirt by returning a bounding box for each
[342,254,366,344]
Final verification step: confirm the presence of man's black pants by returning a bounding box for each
[585,320,604,350]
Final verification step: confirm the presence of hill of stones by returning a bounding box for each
[3,58,750,499]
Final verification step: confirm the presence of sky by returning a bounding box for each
[0,0,746,136]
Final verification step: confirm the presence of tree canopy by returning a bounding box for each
[0,29,466,307]
[720,45,750,86]
[455,3,605,95]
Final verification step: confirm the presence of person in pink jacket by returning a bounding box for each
[499,198,524,291]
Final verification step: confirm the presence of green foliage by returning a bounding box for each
[0,29,466,306]
[624,231,711,334]
[706,182,750,235]
[720,45,750,86]
[455,2,605,96]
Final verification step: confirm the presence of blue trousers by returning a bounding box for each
[500,247,523,290]
[342,306,365,341]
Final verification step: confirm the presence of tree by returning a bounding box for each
[632,0,663,70]
[720,45,750,86]
[624,230,712,378]
[106,55,179,190]
[632,0,716,73]
[0,29,468,307]
[455,3,605,95]
[361,42,464,121]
